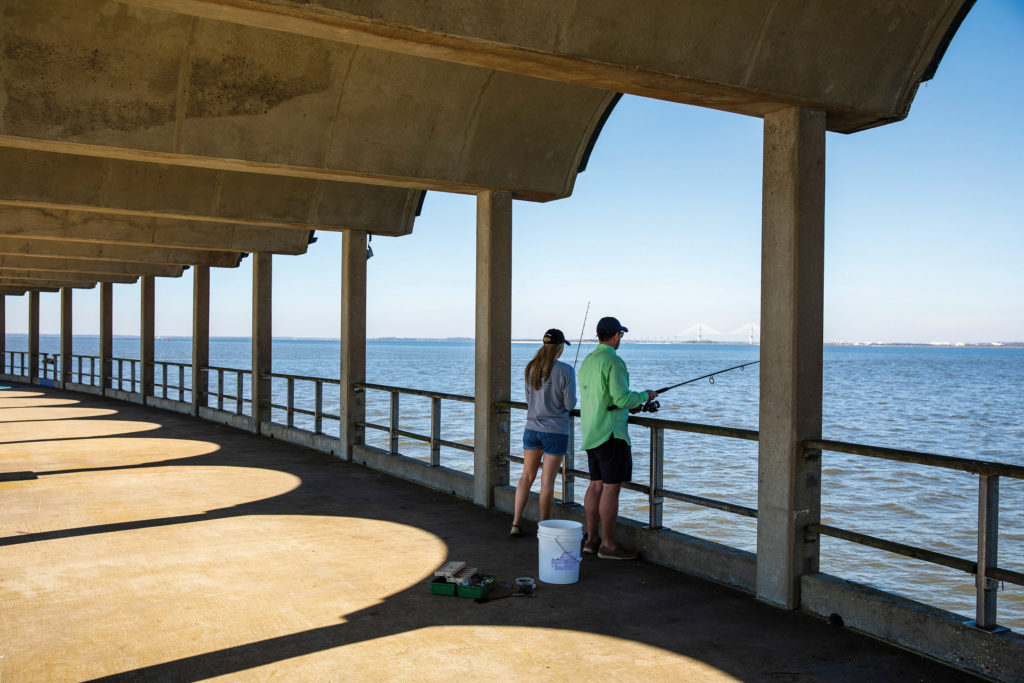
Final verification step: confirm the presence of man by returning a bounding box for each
[577,316,657,560]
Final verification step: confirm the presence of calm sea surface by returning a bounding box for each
[9,335,1024,629]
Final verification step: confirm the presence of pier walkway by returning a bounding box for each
[0,386,982,681]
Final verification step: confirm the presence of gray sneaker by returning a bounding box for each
[597,545,638,560]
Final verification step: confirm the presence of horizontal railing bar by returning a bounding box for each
[268,372,340,384]
[358,382,474,403]
[806,439,1024,479]
[498,400,758,441]
[809,523,976,575]
[206,366,250,374]
[270,404,315,417]
[661,489,758,517]
[989,566,1024,587]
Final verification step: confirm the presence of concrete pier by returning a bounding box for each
[0,385,983,681]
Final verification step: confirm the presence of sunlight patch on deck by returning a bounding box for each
[0,396,81,409]
[0,515,447,681]
[0,417,159,443]
[238,626,741,681]
[0,436,220,473]
[0,405,117,422]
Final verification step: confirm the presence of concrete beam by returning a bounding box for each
[0,236,243,268]
[0,287,57,295]
[0,208,312,255]
[473,191,512,507]
[0,148,421,235]
[0,278,98,290]
[0,255,184,278]
[756,107,826,610]
[1,1,613,201]
[0,269,138,284]
[120,0,972,133]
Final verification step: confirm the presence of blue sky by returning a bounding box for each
[7,1,1023,344]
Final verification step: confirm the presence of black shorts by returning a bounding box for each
[586,437,632,485]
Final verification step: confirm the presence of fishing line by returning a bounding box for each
[573,301,590,370]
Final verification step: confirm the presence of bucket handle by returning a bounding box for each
[551,536,581,557]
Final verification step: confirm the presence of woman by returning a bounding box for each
[511,328,577,536]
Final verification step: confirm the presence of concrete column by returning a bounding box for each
[473,191,512,507]
[192,266,210,416]
[100,283,113,392]
[0,295,6,373]
[756,107,826,609]
[28,291,39,383]
[60,287,72,386]
[140,276,155,402]
[251,252,272,431]
[340,231,367,460]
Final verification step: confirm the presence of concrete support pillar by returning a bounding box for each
[473,191,512,507]
[60,287,72,386]
[100,283,113,392]
[251,253,272,431]
[140,276,155,402]
[28,291,39,383]
[192,266,210,417]
[756,107,826,609]
[340,231,367,460]
[0,295,6,373]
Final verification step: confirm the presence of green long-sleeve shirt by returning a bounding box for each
[578,343,648,449]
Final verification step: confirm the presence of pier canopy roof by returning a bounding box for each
[0,0,972,291]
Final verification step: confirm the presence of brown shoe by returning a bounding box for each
[598,545,638,560]
[583,536,600,554]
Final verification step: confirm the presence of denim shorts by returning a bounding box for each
[522,429,569,456]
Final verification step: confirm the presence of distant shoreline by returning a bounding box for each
[6,333,1022,349]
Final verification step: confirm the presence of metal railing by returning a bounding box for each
[803,438,1024,630]
[206,365,251,415]
[268,372,339,433]
[356,382,475,465]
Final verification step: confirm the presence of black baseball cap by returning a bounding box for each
[596,316,628,335]
[543,328,570,345]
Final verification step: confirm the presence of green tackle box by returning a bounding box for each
[429,574,496,598]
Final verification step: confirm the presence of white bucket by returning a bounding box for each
[536,519,583,584]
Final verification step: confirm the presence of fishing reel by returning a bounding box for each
[629,400,660,414]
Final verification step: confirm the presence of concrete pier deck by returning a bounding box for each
[0,386,982,682]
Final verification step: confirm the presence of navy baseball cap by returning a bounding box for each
[596,316,628,335]
[543,328,570,345]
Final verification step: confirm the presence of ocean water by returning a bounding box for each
[6,335,1023,630]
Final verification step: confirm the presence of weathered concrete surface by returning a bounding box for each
[0,147,422,235]
[0,254,185,277]
[0,235,244,268]
[125,0,973,133]
[1,0,614,201]
[0,387,985,681]
[0,207,311,254]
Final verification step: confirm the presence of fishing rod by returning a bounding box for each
[609,360,760,413]
[573,301,590,370]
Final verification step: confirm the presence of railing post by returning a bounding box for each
[217,369,224,410]
[77,356,83,384]
[389,391,400,454]
[130,361,137,394]
[649,425,665,530]
[90,357,96,386]
[286,378,295,428]
[430,397,441,466]
[314,380,323,435]
[976,474,1000,629]
[562,420,576,505]
[236,372,244,415]
[162,363,168,398]
[178,364,184,402]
